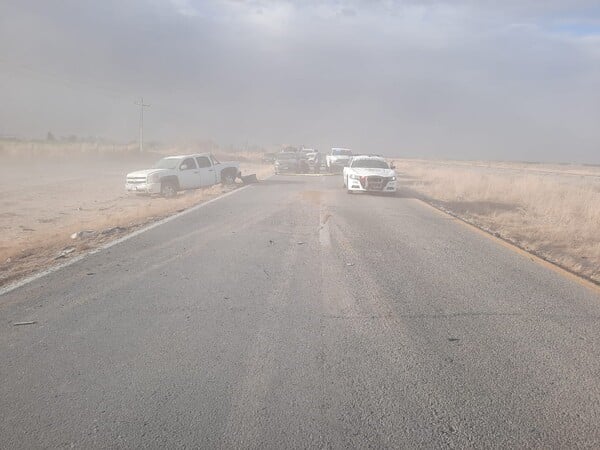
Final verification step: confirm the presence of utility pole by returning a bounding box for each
[134,97,150,153]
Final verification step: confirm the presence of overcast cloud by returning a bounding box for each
[1,0,599,161]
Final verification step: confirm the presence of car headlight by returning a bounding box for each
[348,174,360,180]
[390,176,396,181]
[148,173,160,183]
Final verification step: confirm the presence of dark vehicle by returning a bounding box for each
[262,152,276,164]
[274,152,309,174]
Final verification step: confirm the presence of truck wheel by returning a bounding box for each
[221,170,236,185]
[161,181,177,198]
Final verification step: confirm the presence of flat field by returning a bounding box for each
[0,141,272,287]
[396,159,600,284]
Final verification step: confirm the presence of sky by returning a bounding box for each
[1,0,600,162]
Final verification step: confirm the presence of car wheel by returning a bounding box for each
[221,170,237,185]
[161,181,177,198]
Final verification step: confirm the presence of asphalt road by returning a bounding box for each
[2,175,600,448]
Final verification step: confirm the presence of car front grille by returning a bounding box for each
[361,176,389,190]
[127,176,147,185]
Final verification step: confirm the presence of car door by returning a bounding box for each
[196,156,217,187]
[178,157,201,189]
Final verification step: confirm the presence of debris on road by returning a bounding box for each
[13,321,36,326]
[101,226,127,236]
[448,338,460,342]
[241,174,258,184]
[346,263,355,266]
[70,230,96,239]
[297,241,306,245]
[55,247,76,259]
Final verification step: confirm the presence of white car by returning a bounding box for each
[342,156,397,194]
[326,148,353,172]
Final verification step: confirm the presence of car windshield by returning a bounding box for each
[153,158,180,169]
[332,149,352,156]
[351,159,389,169]
[276,153,297,160]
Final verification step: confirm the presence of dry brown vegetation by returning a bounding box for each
[396,159,600,284]
[0,139,273,287]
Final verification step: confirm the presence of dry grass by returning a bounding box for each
[396,159,600,284]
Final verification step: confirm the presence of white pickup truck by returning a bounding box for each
[126,153,241,197]
[326,148,353,172]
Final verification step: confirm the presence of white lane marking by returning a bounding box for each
[0,184,254,297]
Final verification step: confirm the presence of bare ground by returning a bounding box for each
[0,150,273,288]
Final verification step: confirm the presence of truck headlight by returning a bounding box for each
[390,176,396,181]
[148,173,160,183]
[349,174,360,180]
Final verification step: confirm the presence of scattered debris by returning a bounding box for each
[56,247,76,259]
[448,338,460,342]
[101,226,126,236]
[297,241,306,245]
[263,268,271,279]
[224,296,230,300]
[70,230,96,240]
[13,321,36,326]
[5,258,11,264]
[241,174,258,184]
[86,272,95,276]
[269,239,275,245]
[20,226,35,232]
[346,262,355,266]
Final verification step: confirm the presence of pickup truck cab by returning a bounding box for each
[126,153,241,197]
[343,155,397,194]
[326,148,353,172]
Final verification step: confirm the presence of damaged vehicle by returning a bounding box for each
[342,155,397,194]
[125,153,241,198]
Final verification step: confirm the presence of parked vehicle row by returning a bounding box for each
[270,146,398,195]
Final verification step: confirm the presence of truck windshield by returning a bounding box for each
[153,158,179,169]
[351,159,389,169]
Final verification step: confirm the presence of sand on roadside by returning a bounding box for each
[0,148,273,288]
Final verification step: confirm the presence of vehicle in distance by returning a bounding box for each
[299,148,323,173]
[274,152,309,174]
[343,155,397,194]
[126,153,241,198]
[326,148,353,172]
[261,152,276,164]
